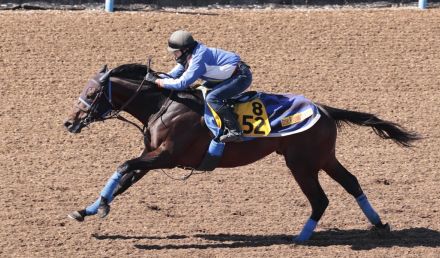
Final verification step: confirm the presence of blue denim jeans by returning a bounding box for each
[205,63,252,111]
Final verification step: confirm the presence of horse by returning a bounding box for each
[63,64,420,243]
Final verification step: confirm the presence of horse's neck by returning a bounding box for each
[111,78,169,125]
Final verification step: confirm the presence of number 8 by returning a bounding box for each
[252,102,263,116]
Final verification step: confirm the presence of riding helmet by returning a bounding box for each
[167,30,196,52]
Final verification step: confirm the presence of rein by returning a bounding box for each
[105,62,175,133]
[107,78,147,119]
[147,90,174,128]
[106,78,148,135]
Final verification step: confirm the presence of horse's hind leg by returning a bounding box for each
[283,148,329,242]
[323,156,390,231]
[292,170,329,243]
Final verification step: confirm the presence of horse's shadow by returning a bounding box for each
[309,227,440,250]
[93,227,440,250]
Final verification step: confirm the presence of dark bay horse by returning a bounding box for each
[64,64,420,242]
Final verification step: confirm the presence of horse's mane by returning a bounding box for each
[110,63,148,81]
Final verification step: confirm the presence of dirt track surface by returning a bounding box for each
[1,9,440,257]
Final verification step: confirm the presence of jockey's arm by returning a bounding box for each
[166,64,185,79]
[157,53,206,90]
[155,64,184,87]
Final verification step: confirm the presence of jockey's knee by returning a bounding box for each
[205,97,224,111]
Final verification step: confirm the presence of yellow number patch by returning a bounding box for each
[234,98,271,137]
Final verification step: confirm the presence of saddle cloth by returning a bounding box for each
[195,90,321,171]
[203,91,321,141]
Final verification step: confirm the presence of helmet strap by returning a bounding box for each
[175,48,191,67]
[175,41,197,67]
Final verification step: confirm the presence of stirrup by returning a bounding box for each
[219,131,242,143]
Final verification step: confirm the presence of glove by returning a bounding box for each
[144,72,158,84]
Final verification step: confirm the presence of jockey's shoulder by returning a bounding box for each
[193,43,208,55]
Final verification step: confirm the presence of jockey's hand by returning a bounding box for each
[144,72,158,85]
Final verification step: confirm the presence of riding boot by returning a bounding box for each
[217,106,242,143]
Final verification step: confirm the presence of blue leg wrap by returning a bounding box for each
[295,218,318,242]
[356,194,381,225]
[100,171,123,201]
[85,171,123,216]
[85,198,100,215]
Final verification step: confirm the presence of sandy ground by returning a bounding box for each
[0,8,439,257]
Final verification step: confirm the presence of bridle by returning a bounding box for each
[76,71,148,134]
[76,63,175,135]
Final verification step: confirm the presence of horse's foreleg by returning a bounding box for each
[112,132,154,197]
[112,170,148,197]
[323,157,389,231]
[96,169,150,217]
[93,149,172,219]
[68,148,169,222]
[68,169,123,222]
[69,165,130,221]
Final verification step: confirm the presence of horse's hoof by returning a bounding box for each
[97,203,110,219]
[371,223,391,237]
[293,237,308,245]
[68,210,85,222]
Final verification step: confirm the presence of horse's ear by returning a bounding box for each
[99,65,108,73]
[99,70,112,84]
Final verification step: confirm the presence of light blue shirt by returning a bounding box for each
[162,43,241,90]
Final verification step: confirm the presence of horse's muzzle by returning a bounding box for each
[63,119,82,133]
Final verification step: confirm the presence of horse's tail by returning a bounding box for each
[317,104,421,147]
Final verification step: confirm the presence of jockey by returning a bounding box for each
[144,30,252,143]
